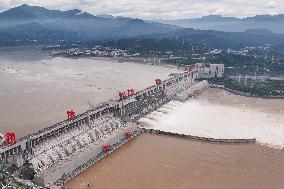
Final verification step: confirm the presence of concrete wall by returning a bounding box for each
[0,139,27,167]
[34,125,140,187]
[210,64,224,77]
[197,64,224,78]
[142,129,256,144]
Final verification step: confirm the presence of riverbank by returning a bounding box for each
[197,88,284,115]
[210,84,284,99]
[204,77,284,97]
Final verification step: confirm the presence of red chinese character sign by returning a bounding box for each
[119,88,135,100]
[127,88,135,96]
[5,132,16,145]
[125,131,133,138]
[119,91,127,99]
[103,144,110,153]
[184,66,194,72]
[67,110,76,120]
[155,79,162,85]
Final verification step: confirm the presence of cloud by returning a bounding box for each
[266,1,276,8]
[0,0,283,19]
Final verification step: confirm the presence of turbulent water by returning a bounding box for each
[139,99,284,149]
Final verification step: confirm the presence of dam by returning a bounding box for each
[0,63,232,187]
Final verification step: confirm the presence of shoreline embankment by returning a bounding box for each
[141,128,256,144]
[209,84,284,100]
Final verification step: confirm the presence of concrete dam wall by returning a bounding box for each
[1,67,203,187]
[1,64,237,188]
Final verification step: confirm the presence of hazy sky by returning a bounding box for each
[0,0,284,19]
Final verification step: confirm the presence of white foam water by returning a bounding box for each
[139,100,284,149]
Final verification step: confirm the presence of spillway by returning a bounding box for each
[139,99,284,149]
[1,65,215,188]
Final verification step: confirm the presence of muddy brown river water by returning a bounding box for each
[66,89,284,189]
[1,48,283,189]
[0,48,179,137]
[66,134,284,189]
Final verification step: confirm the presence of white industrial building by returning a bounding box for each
[196,63,224,78]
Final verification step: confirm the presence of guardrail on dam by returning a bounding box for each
[1,65,208,187]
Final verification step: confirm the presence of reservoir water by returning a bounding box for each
[0,48,178,137]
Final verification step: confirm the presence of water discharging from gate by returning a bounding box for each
[139,98,284,149]
[66,89,284,189]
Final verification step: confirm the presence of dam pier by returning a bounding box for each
[0,64,233,188]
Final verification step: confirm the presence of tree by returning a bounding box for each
[19,160,36,180]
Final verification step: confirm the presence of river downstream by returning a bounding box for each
[66,88,284,189]
[66,133,284,189]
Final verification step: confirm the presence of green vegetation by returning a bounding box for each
[6,164,17,174]
[272,43,284,53]
[0,163,33,189]
[208,53,284,76]
[102,38,210,57]
[19,161,36,180]
[165,57,202,65]
[206,77,284,97]
[165,52,284,76]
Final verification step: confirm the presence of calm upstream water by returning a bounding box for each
[0,48,179,137]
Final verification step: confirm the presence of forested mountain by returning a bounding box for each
[0,4,177,43]
[1,4,284,49]
[157,14,284,33]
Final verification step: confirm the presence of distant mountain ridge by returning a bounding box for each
[0,4,178,41]
[0,4,94,20]
[137,28,284,49]
[156,14,284,33]
[1,4,284,48]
